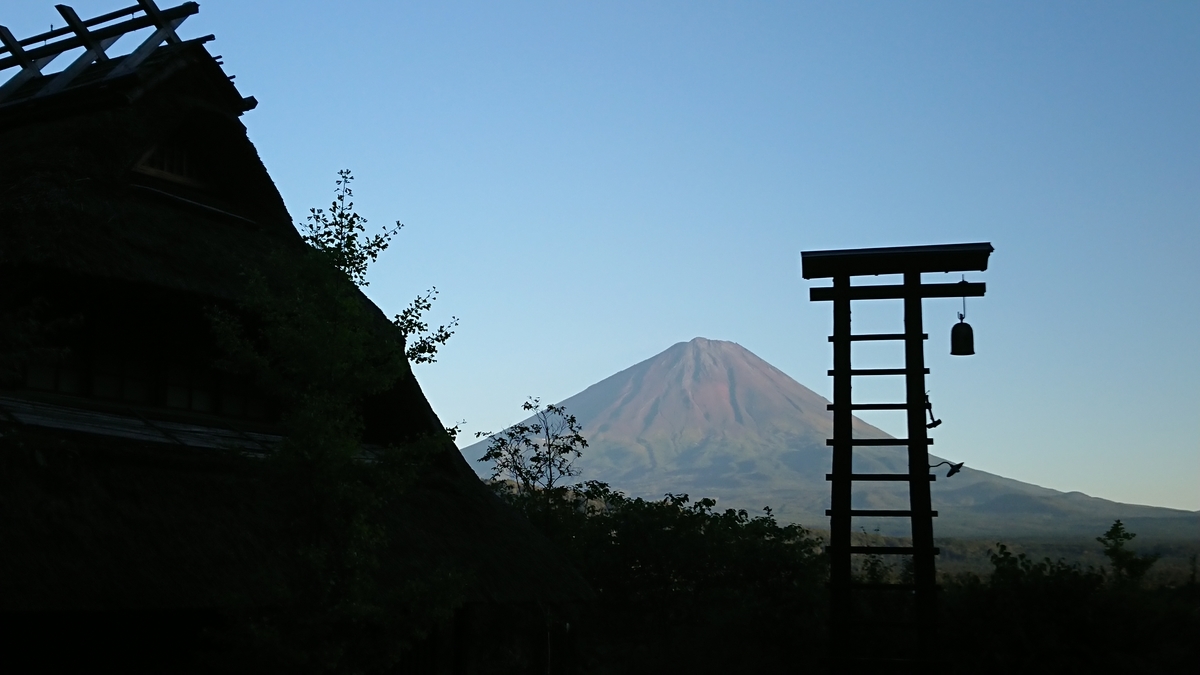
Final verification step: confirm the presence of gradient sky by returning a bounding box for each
[8,1,1197,510]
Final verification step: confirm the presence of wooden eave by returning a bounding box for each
[801,242,994,279]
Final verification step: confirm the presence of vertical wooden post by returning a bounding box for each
[829,275,852,655]
[904,271,937,648]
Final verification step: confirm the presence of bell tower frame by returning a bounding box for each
[801,242,993,669]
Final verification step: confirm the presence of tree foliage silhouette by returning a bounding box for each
[474,402,827,673]
[476,397,588,495]
[299,169,397,289]
[1097,519,1160,587]
[208,169,464,671]
[300,169,457,365]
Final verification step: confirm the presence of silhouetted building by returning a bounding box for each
[0,4,589,672]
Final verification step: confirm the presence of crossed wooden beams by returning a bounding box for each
[0,1,203,104]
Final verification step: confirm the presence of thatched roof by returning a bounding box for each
[0,39,592,610]
[0,40,297,300]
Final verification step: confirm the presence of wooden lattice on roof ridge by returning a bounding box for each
[0,0,208,105]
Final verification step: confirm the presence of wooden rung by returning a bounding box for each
[827,368,930,376]
[827,403,909,411]
[827,546,940,555]
[828,333,927,342]
[826,438,932,446]
[827,474,936,482]
[826,510,938,517]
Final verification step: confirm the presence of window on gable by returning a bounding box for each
[129,116,272,224]
[133,144,207,188]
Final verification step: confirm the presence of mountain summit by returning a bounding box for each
[559,338,886,492]
[466,338,1197,537]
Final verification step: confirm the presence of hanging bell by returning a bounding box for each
[950,314,975,356]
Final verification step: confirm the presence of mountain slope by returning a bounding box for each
[464,338,1197,537]
[558,337,889,489]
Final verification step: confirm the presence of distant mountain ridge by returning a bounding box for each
[464,338,1198,538]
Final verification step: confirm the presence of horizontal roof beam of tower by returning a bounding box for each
[800,242,994,279]
[809,280,986,302]
[0,2,198,72]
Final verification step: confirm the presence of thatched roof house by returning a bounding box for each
[0,4,589,672]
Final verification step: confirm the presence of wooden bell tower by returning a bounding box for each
[801,242,993,669]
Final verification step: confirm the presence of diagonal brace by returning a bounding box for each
[0,26,62,102]
[136,0,183,45]
[56,5,110,61]
[37,33,123,97]
[105,16,189,80]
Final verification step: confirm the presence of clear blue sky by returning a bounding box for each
[9,1,1197,510]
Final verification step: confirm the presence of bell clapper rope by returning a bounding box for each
[959,274,967,323]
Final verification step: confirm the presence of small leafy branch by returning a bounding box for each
[299,169,398,289]
[393,288,457,365]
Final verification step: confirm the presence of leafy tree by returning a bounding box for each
[476,397,588,495]
[985,543,1105,592]
[854,526,897,584]
[209,169,465,671]
[299,169,458,365]
[1097,519,1160,587]
[299,169,397,289]
[535,484,826,672]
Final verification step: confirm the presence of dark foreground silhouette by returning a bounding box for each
[491,483,1197,674]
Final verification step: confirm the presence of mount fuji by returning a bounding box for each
[463,338,1197,538]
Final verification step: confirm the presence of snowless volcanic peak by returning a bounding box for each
[465,337,1200,536]
[557,338,889,481]
[576,338,827,443]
